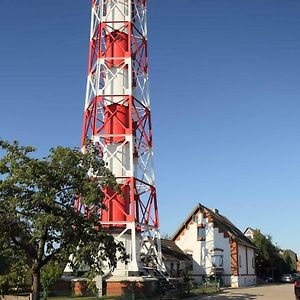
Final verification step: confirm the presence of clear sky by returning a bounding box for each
[0,1,299,255]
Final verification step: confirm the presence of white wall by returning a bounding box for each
[213,226,231,275]
[174,209,256,287]
[174,212,231,284]
[175,218,204,281]
[235,245,256,287]
[238,245,247,275]
[247,247,256,275]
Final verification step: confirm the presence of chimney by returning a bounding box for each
[212,208,219,214]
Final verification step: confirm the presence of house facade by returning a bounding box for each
[172,203,256,287]
[161,239,192,278]
[244,227,256,240]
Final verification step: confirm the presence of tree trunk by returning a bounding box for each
[32,271,41,300]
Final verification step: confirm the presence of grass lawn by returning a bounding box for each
[47,296,160,300]
[48,297,118,300]
[47,285,219,300]
[48,297,156,300]
[178,284,220,298]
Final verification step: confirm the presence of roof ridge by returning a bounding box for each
[172,202,255,249]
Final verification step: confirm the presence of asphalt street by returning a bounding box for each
[188,283,295,299]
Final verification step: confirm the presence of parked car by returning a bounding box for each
[264,275,273,283]
[294,276,300,300]
[281,274,294,283]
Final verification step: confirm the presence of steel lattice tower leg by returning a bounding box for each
[80,0,165,277]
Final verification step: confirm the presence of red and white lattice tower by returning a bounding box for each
[80,0,164,276]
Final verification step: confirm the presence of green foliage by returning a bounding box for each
[0,140,127,299]
[252,229,295,278]
[252,230,277,272]
[161,233,172,240]
[41,260,65,299]
[282,250,297,273]
[0,252,30,295]
[182,269,193,295]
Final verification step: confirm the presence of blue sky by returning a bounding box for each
[0,1,299,255]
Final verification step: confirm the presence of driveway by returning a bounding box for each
[188,283,295,299]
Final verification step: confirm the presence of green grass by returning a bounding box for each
[178,284,219,298]
[47,285,219,300]
[193,285,219,294]
[48,297,95,300]
[48,297,118,300]
[48,297,158,300]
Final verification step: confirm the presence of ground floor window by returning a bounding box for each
[212,255,223,268]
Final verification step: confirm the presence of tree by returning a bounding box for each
[0,255,10,295]
[40,260,65,299]
[0,140,126,300]
[252,229,284,279]
[161,233,172,240]
[282,250,297,273]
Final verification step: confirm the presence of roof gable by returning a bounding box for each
[172,203,256,249]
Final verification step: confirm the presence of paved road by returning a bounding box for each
[191,283,295,299]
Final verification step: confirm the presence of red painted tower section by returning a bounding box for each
[77,0,164,275]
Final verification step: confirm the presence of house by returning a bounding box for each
[244,227,256,240]
[172,203,257,287]
[160,239,192,277]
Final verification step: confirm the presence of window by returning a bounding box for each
[239,254,242,267]
[252,257,255,268]
[197,226,205,241]
[212,255,223,268]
